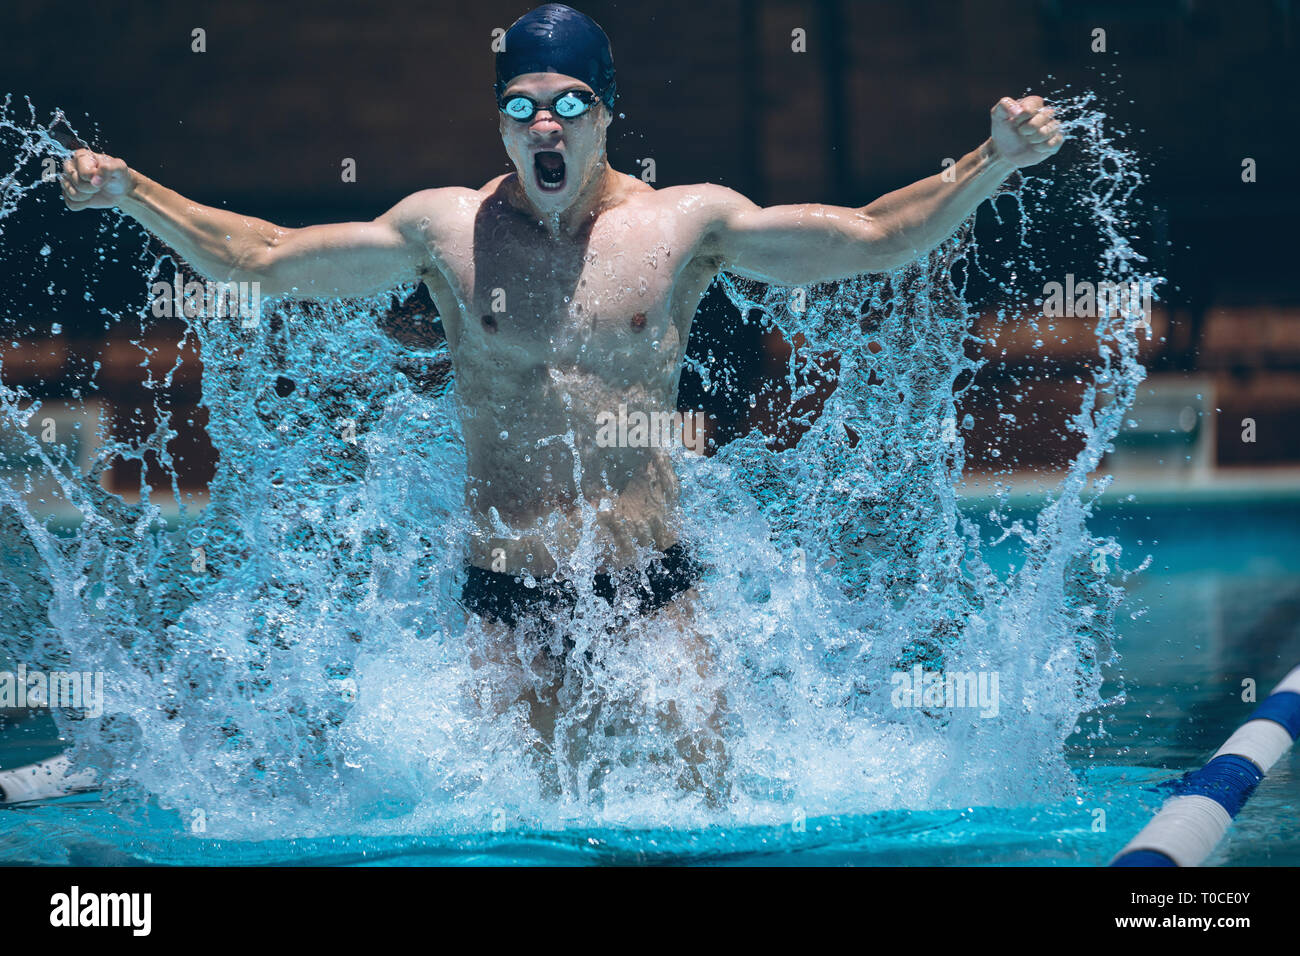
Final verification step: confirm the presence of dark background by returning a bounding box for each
[2,0,1299,492]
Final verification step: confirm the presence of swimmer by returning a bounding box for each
[39,3,1064,806]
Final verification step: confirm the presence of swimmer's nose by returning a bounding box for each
[528,125,564,150]
[529,114,563,137]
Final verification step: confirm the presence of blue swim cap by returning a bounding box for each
[495,4,617,110]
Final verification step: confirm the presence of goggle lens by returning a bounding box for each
[554,92,590,117]
[504,97,534,120]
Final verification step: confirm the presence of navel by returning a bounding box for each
[481,314,498,333]
[630,311,647,332]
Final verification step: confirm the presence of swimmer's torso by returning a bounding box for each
[412,172,723,575]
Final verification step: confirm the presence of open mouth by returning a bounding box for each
[534,151,567,192]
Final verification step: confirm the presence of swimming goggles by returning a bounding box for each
[498,89,598,121]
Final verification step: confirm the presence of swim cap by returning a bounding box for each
[494,4,617,110]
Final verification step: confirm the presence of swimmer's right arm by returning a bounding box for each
[61,149,435,299]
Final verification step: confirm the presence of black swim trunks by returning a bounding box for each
[461,543,702,629]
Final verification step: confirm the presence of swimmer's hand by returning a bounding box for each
[61,149,134,210]
[989,96,1064,168]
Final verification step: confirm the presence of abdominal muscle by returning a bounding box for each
[461,437,684,577]
[456,363,688,578]
[464,484,682,577]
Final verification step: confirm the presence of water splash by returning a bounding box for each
[0,91,1158,840]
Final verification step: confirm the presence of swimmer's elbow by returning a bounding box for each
[241,227,302,296]
[853,216,922,275]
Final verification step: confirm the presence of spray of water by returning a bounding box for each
[0,90,1158,840]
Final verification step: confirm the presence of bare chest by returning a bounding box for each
[436,208,696,378]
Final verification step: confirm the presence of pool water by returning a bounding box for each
[5,90,1286,866]
[3,494,1295,866]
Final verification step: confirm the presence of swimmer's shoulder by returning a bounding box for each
[645,182,758,224]
[641,183,758,260]
[380,186,488,238]
[478,173,513,194]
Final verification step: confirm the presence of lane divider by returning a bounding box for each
[1111,663,1300,867]
[0,753,96,803]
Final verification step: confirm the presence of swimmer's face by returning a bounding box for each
[498,72,611,213]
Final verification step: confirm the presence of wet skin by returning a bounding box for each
[62,74,1061,578]
[61,73,1063,797]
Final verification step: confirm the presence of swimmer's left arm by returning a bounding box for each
[703,96,1063,285]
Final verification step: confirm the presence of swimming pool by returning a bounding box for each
[3,493,1294,866]
[4,86,1289,867]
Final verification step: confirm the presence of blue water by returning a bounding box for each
[3,496,1295,865]
[6,90,1270,866]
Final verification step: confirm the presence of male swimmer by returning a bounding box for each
[1,3,1063,804]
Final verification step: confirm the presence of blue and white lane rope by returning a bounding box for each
[1111,664,1300,867]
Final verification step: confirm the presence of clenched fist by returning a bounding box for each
[61,149,134,210]
[989,95,1064,168]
